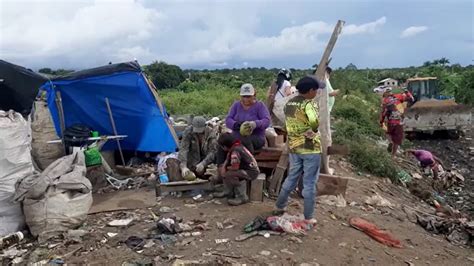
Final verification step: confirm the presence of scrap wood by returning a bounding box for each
[211,252,242,259]
[160,179,209,186]
[349,217,403,248]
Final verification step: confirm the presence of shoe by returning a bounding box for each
[212,183,232,198]
[228,180,249,206]
[272,208,286,216]
[304,218,317,230]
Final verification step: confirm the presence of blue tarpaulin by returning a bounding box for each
[41,62,177,152]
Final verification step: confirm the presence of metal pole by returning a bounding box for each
[105,98,126,166]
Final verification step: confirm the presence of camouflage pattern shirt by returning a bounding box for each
[178,126,218,169]
[284,95,321,154]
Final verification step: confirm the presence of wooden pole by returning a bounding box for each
[313,20,345,174]
[105,97,126,166]
[55,90,67,154]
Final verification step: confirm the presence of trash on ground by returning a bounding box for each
[108,218,134,227]
[125,236,145,250]
[349,217,402,248]
[267,214,310,235]
[318,194,347,207]
[215,238,230,244]
[259,250,271,256]
[365,194,393,207]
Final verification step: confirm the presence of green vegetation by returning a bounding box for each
[39,58,473,180]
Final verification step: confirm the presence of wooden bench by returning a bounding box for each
[155,179,212,197]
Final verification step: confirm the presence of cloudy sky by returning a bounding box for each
[1,0,473,70]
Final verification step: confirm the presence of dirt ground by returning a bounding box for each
[11,157,473,266]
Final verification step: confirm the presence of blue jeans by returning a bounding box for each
[275,153,321,219]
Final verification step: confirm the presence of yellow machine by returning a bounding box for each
[404,77,472,135]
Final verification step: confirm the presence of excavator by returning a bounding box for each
[403,77,472,137]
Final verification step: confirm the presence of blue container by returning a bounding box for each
[159,173,169,184]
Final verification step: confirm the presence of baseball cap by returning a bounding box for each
[192,116,207,133]
[295,76,326,93]
[240,83,255,96]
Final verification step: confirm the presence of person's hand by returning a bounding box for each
[181,167,191,177]
[195,162,205,174]
[303,130,317,139]
[331,89,340,96]
[247,121,257,131]
[240,121,256,136]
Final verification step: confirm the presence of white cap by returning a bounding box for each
[240,83,255,96]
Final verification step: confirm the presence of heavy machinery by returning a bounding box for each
[403,77,472,136]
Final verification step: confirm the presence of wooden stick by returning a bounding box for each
[105,98,126,166]
[55,90,67,154]
[314,20,345,174]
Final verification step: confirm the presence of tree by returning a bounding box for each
[39,68,52,74]
[345,63,358,70]
[144,61,185,89]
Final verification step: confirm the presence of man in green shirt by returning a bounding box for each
[275,75,325,225]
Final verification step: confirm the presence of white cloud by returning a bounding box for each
[0,0,386,69]
[400,26,428,38]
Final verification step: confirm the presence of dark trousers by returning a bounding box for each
[215,135,265,165]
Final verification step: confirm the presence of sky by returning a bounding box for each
[0,0,473,70]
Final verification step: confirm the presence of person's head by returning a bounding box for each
[325,66,333,77]
[240,83,256,106]
[192,116,207,134]
[382,88,393,98]
[295,76,326,99]
[277,68,292,81]
[218,132,236,151]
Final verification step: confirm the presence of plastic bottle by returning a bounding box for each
[0,231,24,249]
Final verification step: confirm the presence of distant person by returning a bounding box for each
[274,76,326,226]
[380,89,414,157]
[178,116,218,180]
[213,133,259,206]
[406,149,445,179]
[266,68,296,127]
[323,67,340,113]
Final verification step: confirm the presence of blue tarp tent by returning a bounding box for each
[41,61,178,152]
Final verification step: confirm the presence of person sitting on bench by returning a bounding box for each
[213,133,260,206]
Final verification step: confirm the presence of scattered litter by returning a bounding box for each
[416,214,473,246]
[125,236,145,250]
[259,250,271,256]
[160,206,173,213]
[1,247,28,258]
[280,248,294,255]
[184,204,197,208]
[107,232,118,238]
[349,217,402,248]
[365,194,393,207]
[267,214,310,235]
[244,216,269,233]
[289,236,303,244]
[49,258,65,265]
[108,218,134,227]
[412,173,423,180]
[215,238,230,244]
[67,229,87,239]
[193,194,202,201]
[349,201,357,207]
[156,218,180,234]
[338,242,347,247]
[216,222,224,230]
[318,195,346,207]
[144,240,155,248]
[178,238,194,246]
[263,232,270,238]
[191,232,202,237]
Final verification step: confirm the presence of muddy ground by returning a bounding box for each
[8,157,473,266]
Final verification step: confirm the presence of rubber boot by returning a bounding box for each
[228,180,249,206]
[212,182,232,198]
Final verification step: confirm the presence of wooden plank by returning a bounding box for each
[314,20,345,174]
[268,145,289,197]
[317,173,349,196]
[160,179,209,186]
[257,161,278,169]
[156,182,212,197]
[249,174,266,202]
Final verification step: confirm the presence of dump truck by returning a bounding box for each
[403,77,472,136]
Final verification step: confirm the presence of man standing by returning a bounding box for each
[324,67,340,114]
[274,76,326,225]
[178,116,217,180]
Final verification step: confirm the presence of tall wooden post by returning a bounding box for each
[313,20,345,174]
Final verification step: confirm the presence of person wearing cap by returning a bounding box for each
[274,75,325,226]
[222,83,270,156]
[178,116,218,180]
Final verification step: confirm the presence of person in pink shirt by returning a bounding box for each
[406,149,445,179]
